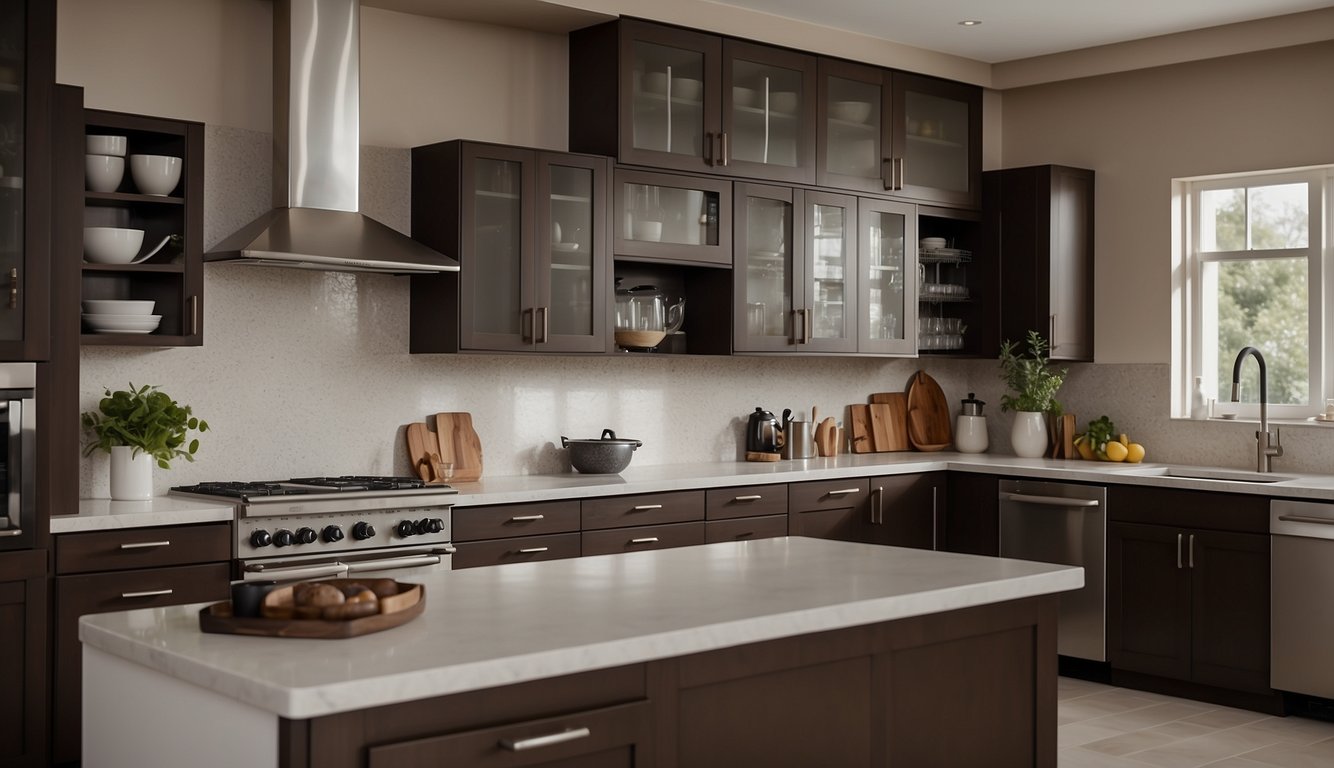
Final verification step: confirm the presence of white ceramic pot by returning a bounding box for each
[955,415,989,454]
[110,445,154,500]
[1010,411,1048,458]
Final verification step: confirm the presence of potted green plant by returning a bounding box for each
[998,330,1067,458]
[81,384,208,499]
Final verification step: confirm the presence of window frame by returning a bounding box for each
[1176,166,1331,420]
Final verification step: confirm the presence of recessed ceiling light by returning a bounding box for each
[958,20,982,26]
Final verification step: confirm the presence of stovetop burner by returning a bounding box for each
[289,476,429,491]
[171,475,433,499]
[170,481,310,498]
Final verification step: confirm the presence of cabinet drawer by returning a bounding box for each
[453,533,582,570]
[705,515,787,543]
[582,490,705,530]
[1108,486,1269,534]
[705,484,788,520]
[453,501,581,542]
[788,478,870,512]
[581,521,706,557]
[55,522,231,574]
[367,700,653,768]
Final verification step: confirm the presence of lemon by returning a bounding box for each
[1075,441,1094,461]
[1126,443,1145,463]
[1119,433,1130,446]
[1103,441,1129,462]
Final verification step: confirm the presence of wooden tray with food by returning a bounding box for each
[198,578,425,639]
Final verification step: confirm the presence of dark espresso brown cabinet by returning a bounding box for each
[987,164,1094,361]
[1107,486,1270,697]
[788,478,872,542]
[868,471,946,549]
[410,141,611,354]
[452,500,582,570]
[0,550,46,768]
[942,471,999,555]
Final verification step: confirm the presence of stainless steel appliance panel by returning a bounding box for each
[999,479,1106,661]
[1271,499,1334,697]
[0,363,35,551]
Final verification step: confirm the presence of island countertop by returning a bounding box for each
[80,537,1082,720]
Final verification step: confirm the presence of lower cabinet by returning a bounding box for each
[942,471,998,555]
[583,521,707,556]
[788,478,872,541]
[0,550,46,768]
[452,500,582,570]
[868,471,946,549]
[704,484,788,542]
[53,524,231,765]
[1107,486,1271,696]
[581,491,707,557]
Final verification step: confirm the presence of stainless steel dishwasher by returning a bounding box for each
[1271,499,1334,698]
[999,479,1106,661]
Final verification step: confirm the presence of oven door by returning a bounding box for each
[236,545,455,582]
[0,369,35,551]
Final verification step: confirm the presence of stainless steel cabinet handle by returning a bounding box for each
[510,514,546,522]
[1188,534,1195,569]
[629,537,660,544]
[121,589,174,599]
[1277,514,1334,526]
[0,529,22,537]
[1049,315,1057,352]
[733,494,763,502]
[897,157,906,189]
[1177,533,1183,569]
[345,554,442,573]
[517,547,550,554]
[827,487,861,496]
[721,132,729,166]
[1003,493,1100,508]
[881,158,893,190]
[537,306,549,344]
[932,486,939,551]
[188,295,199,336]
[8,268,17,309]
[120,540,171,550]
[500,727,591,752]
[805,308,813,343]
[632,504,663,511]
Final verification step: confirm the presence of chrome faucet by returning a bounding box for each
[1230,346,1283,472]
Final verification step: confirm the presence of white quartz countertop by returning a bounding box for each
[79,537,1082,719]
[53,497,235,533]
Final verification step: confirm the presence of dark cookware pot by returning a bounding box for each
[561,429,643,474]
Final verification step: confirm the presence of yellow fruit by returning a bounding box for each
[1126,443,1145,463]
[1103,441,1128,462]
[1119,433,1129,446]
[1075,441,1094,461]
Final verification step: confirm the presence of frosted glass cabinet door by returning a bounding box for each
[858,198,916,355]
[892,73,981,208]
[818,58,889,194]
[621,22,721,173]
[803,191,857,353]
[722,41,816,184]
[536,153,608,353]
[733,185,797,352]
[459,144,534,352]
[0,0,26,345]
[614,168,732,266]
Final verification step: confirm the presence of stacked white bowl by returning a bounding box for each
[85,135,127,193]
[82,300,160,334]
[130,154,182,196]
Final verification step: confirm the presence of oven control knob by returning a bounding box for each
[396,520,418,538]
[296,527,318,545]
[273,529,295,548]
[250,529,273,548]
[351,522,376,540]
[322,525,344,543]
[418,518,444,534]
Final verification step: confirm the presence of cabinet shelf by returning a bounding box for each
[550,193,591,204]
[85,191,184,206]
[474,189,520,201]
[81,262,184,273]
[634,92,704,109]
[906,133,963,149]
[80,332,193,346]
[919,295,970,304]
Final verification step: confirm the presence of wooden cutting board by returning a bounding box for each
[905,371,952,450]
[431,412,483,482]
[867,393,910,451]
[848,405,874,454]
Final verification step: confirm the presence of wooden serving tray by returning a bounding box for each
[198,580,425,639]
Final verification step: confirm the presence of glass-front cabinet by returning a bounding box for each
[614,168,731,266]
[410,141,609,354]
[891,73,981,208]
[858,198,916,355]
[721,41,816,184]
[817,59,888,194]
[734,185,856,353]
[619,22,721,173]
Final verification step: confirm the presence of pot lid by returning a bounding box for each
[562,428,643,446]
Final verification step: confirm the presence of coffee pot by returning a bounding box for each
[955,392,988,454]
[746,407,781,456]
[614,283,686,351]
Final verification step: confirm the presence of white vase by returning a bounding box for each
[110,446,154,500]
[1010,411,1049,458]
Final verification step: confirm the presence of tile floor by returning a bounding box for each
[1059,677,1334,767]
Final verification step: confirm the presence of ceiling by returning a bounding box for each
[710,0,1334,62]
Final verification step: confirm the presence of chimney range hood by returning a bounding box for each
[207,0,458,274]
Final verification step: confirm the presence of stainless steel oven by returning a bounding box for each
[0,363,35,551]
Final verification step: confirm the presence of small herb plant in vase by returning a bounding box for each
[81,384,208,499]
[998,330,1067,458]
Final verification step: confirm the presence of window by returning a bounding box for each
[1174,167,1331,419]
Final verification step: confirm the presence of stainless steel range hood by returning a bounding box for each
[207,0,458,274]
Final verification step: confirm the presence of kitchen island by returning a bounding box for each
[81,537,1081,768]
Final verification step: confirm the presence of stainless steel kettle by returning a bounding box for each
[746,407,781,454]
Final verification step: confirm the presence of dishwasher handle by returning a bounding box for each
[1004,493,1101,508]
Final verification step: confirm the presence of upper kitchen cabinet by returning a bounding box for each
[0,0,53,361]
[570,19,818,185]
[78,109,204,346]
[918,206,997,357]
[890,73,982,209]
[410,140,611,354]
[858,197,916,355]
[987,165,1095,362]
[614,167,731,267]
[817,58,889,195]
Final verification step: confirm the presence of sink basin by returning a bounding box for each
[1125,466,1296,483]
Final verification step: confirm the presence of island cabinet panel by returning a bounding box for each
[942,471,998,555]
[581,491,705,530]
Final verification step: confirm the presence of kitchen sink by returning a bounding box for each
[1124,466,1297,483]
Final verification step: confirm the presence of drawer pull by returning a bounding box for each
[826,488,861,497]
[509,514,546,522]
[120,540,171,550]
[121,589,174,599]
[629,537,660,544]
[500,726,591,752]
[517,547,550,554]
[733,495,763,502]
[0,529,21,537]
[632,504,663,511]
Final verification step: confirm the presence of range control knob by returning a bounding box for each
[321,525,344,543]
[396,520,418,538]
[351,521,376,541]
[250,529,273,548]
[296,527,318,545]
[416,518,444,535]
[273,529,295,548]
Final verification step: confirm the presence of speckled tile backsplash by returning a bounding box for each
[77,128,1334,497]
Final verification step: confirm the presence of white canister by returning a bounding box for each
[1010,411,1049,458]
[955,415,989,453]
[110,445,154,500]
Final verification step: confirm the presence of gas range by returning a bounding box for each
[171,476,458,581]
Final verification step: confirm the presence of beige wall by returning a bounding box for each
[1000,41,1334,364]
